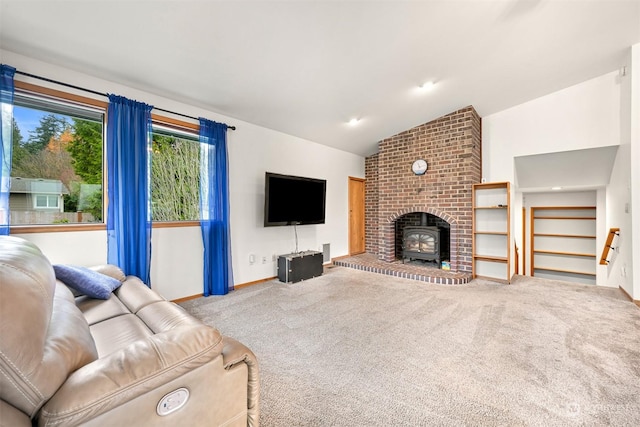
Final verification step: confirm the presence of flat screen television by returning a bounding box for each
[264,172,326,226]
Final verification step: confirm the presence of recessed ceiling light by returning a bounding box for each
[348,118,360,126]
[418,81,435,91]
[551,186,562,190]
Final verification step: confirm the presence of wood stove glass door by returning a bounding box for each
[420,234,435,253]
[404,233,420,252]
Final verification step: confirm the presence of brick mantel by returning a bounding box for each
[365,106,481,273]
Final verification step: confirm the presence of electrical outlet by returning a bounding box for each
[262,256,267,264]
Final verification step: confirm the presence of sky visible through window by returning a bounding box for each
[13,106,47,137]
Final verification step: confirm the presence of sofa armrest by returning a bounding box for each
[89,264,126,282]
[38,325,223,426]
[222,336,260,427]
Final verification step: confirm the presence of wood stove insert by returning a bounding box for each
[402,226,440,266]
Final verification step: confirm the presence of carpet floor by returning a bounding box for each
[180,266,640,426]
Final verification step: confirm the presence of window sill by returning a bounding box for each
[10,224,106,234]
[152,221,200,228]
[11,221,201,234]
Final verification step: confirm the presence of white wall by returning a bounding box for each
[482,70,621,183]
[3,50,364,300]
[630,43,640,300]
[228,120,363,286]
[605,46,634,295]
[483,69,631,290]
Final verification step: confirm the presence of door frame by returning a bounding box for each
[348,176,366,256]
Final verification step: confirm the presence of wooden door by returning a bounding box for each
[348,177,365,255]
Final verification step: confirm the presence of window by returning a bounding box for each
[9,82,202,229]
[11,91,105,225]
[34,194,59,209]
[150,125,200,222]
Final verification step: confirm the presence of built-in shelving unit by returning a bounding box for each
[472,182,511,283]
[530,206,596,285]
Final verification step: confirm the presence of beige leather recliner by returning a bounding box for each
[0,236,259,426]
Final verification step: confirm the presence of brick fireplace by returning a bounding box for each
[365,106,481,274]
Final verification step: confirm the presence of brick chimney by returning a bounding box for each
[365,106,481,273]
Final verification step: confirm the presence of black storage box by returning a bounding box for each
[277,251,323,283]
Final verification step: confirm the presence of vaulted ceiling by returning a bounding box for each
[1,1,639,157]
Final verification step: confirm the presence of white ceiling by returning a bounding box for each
[1,1,639,157]
[514,145,620,192]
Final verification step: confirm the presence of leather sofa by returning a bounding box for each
[0,236,259,426]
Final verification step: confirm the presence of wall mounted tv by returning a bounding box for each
[264,172,326,226]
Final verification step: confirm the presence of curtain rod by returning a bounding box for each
[14,70,236,131]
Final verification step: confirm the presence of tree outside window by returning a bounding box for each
[11,100,104,225]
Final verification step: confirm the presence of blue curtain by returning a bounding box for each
[106,95,153,285]
[199,118,233,296]
[0,65,16,236]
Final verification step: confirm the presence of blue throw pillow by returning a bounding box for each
[53,264,122,299]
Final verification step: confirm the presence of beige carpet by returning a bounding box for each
[180,266,640,426]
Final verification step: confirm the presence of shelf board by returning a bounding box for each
[474,274,510,284]
[533,267,596,277]
[533,216,596,220]
[534,250,596,258]
[474,231,508,235]
[533,233,596,239]
[532,206,595,211]
[474,255,508,262]
[473,182,510,190]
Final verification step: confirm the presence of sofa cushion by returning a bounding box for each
[53,264,122,299]
[115,276,165,312]
[137,300,205,333]
[89,314,154,357]
[75,294,132,326]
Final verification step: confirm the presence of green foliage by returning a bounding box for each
[150,134,200,221]
[82,190,103,222]
[10,147,77,185]
[11,115,78,186]
[63,182,80,212]
[11,118,28,167]
[67,119,102,184]
[24,114,68,153]
[11,111,200,224]
[11,112,102,223]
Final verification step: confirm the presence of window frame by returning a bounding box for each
[33,194,60,210]
[10,81,202,234]
[150,123,201,224]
